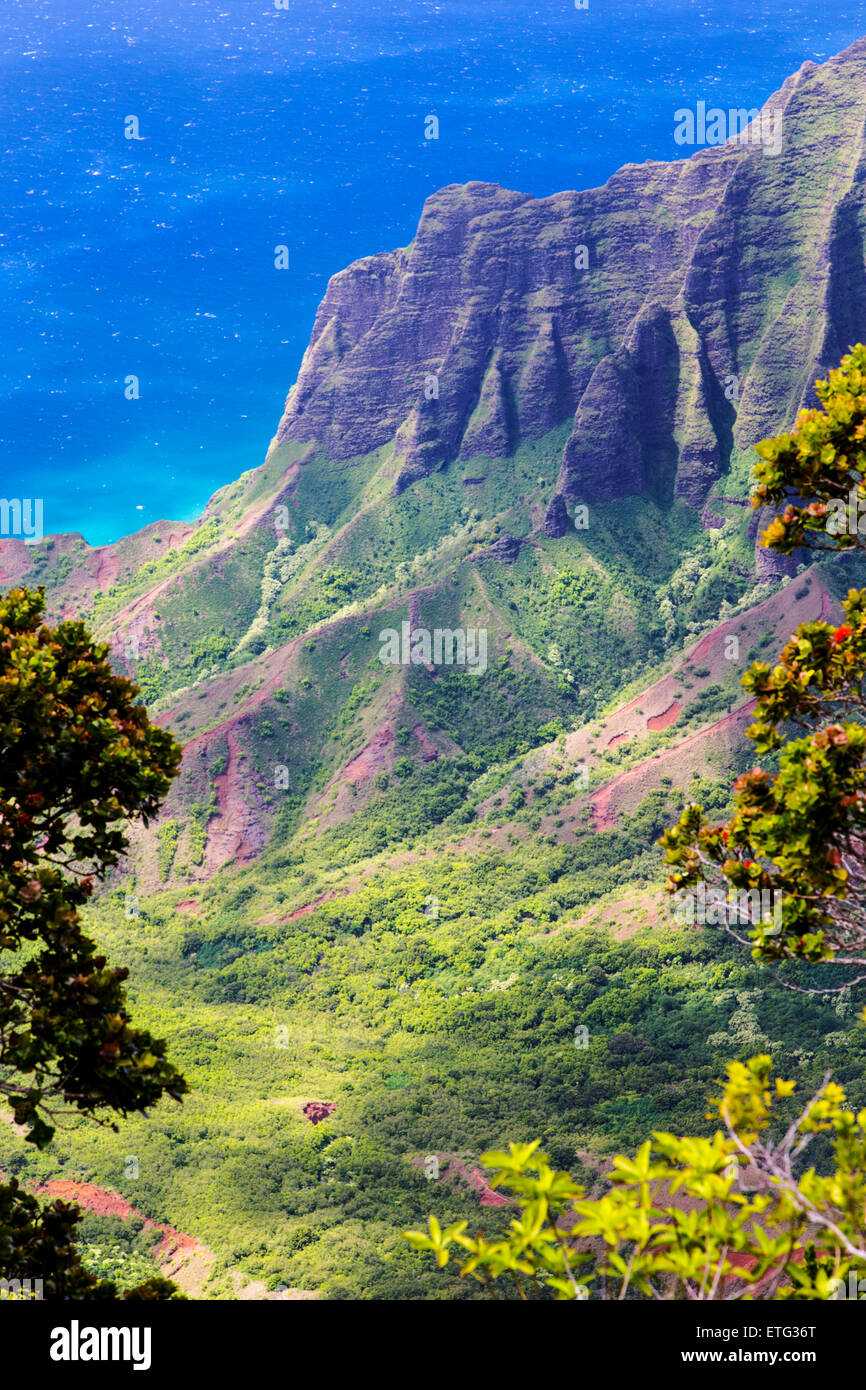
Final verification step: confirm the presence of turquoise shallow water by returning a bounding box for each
[3,0,865,544]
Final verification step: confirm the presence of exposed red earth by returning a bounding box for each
[303,1101,336,1125]
[410,1154,513,1208]
[573,573,837,831]
[0,539,34,588]
[34,1180,154,1225]
[116,563,839,888]
[343,727,395,786]
[281,893,339,922]
[27,1178,315,1300]
[450,1159,512,1208]
[160,636,308,746]
[32,1180,198,1265]
[94,548,120,591]
[203,729,266,872]
[230,572,834,872]
[646,700,681,731]
[590,700,757,829]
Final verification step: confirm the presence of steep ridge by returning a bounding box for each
[2,42,866,884]
[271,42,866,526]
[7,45,866,1302]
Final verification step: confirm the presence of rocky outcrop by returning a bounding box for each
[560,303,682,505]
[542,493,570,538]
[486,533,523,564]
[272,41,866,541]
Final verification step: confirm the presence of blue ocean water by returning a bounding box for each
[2,0,865,545]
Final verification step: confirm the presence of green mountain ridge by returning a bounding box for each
[3,42,866,879]
[3,39,866,1299]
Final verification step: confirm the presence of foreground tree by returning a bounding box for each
[407,351,866,1301]
[405,1055,866,1300]
[661,345,866,974]
[0,587,187,1297]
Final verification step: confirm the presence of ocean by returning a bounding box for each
[2,0,865,544]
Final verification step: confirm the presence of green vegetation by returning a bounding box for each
[157,821,183,881]
[0,587,186,1298]
[6,323,866,1299]
[664,347,866,970]
[2,782,862,1297]
[408,349,866,1301]
[407,1055,866,1300]
[77,1211,163,1291]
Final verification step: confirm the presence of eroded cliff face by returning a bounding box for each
[5,42,866,887]
[274,40,866,533]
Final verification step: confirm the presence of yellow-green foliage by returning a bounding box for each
[406,1054,866,1300]
[157,820,182,881]
[662,348,866,970]
[753,345,866,555]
